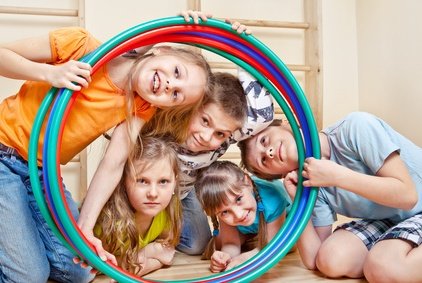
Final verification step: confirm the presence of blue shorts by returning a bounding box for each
[335,214,422,249]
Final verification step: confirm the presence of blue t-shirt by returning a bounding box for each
[237,177,291,235]
[313,112,422,227]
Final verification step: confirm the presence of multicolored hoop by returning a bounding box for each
[29,17,320,282]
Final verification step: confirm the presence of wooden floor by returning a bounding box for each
[93,250,368,282]
[92,216,368,282]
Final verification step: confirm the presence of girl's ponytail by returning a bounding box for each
[201,215,219,260]
[252,182,267,249]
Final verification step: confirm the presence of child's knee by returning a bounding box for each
[316,243,361,278]
[315,247,342,277]
[364,249,402,283]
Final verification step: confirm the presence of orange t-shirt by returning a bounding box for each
[0,27,156,165]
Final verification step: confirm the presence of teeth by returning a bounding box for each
[153,72,159,93]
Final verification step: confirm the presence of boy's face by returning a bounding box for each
[244,123,298,177]
[184,103,240,152]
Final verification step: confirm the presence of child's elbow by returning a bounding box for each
[404,190,418,210]
[303,257,317,271]
[300,251,317,271]
[401,183,418,210]
[160,247,176,266]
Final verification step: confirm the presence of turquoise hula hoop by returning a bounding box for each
[29,17,320,282]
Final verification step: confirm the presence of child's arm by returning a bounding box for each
[210,251,231,273]
[225,248,259,271]
[267,211,286,240]
[218,221,242,257]
[284,170,332,270]
[303,152,417,210]
[293,221,332,270]
[78,118,145,260]
[208,221,242,272]
[221,214,285,271]
[0,34,91,91]
[135,242,176,276]
[226,210,286,270]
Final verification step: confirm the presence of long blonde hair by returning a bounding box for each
[195,161,267,259]
[95,135,182,273]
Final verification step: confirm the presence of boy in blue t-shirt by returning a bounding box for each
[238,112,422,282]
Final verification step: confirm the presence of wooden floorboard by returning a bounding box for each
[93,216,367,282]
[93,250,368,282]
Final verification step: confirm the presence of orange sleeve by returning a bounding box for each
[133,96,157,122]
[49,27,101,63]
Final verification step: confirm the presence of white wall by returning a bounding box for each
[320,0,359,127]
[320,0,422,147]
[356,0,422,146]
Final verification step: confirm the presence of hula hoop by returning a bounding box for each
[29,17,320,282]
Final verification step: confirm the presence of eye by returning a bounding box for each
[137,178,147,184]
[220,210,228,217]
[216,131,226,139]
[159,179,169,185]
[236,195,243,203]
[172,91,179,101]
[174,66,180,78]
[261,156,267,166]
[201,117,209,126]
[260,136,266,145]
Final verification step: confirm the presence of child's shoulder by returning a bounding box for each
[324,112,381,136]
[50,27,101,62]
[344,111,378,124]
[252,176,283,192]
[251,176,291,203]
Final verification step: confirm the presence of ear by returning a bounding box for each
[243,174,253,186]
[172,183,177,195]
[183,45,201,54]
[152,45,173,55]
[281,118,290,126]
[151,48,161,56]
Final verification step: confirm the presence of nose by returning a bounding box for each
[165,80,170,92]
[199,128,213,143]
[232,207,243,221]
[266,146,275,159]
[164,79,179,93]
[147,185,158,199]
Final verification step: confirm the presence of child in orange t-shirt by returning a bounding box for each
[0,13,211,282]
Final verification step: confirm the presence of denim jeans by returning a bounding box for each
[0,146,94,283]
[177,190,211,255]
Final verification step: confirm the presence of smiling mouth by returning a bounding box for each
[152,71,160,93]
[239,211,250,224]
[277,143,283,162]
[193,136,205,149]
